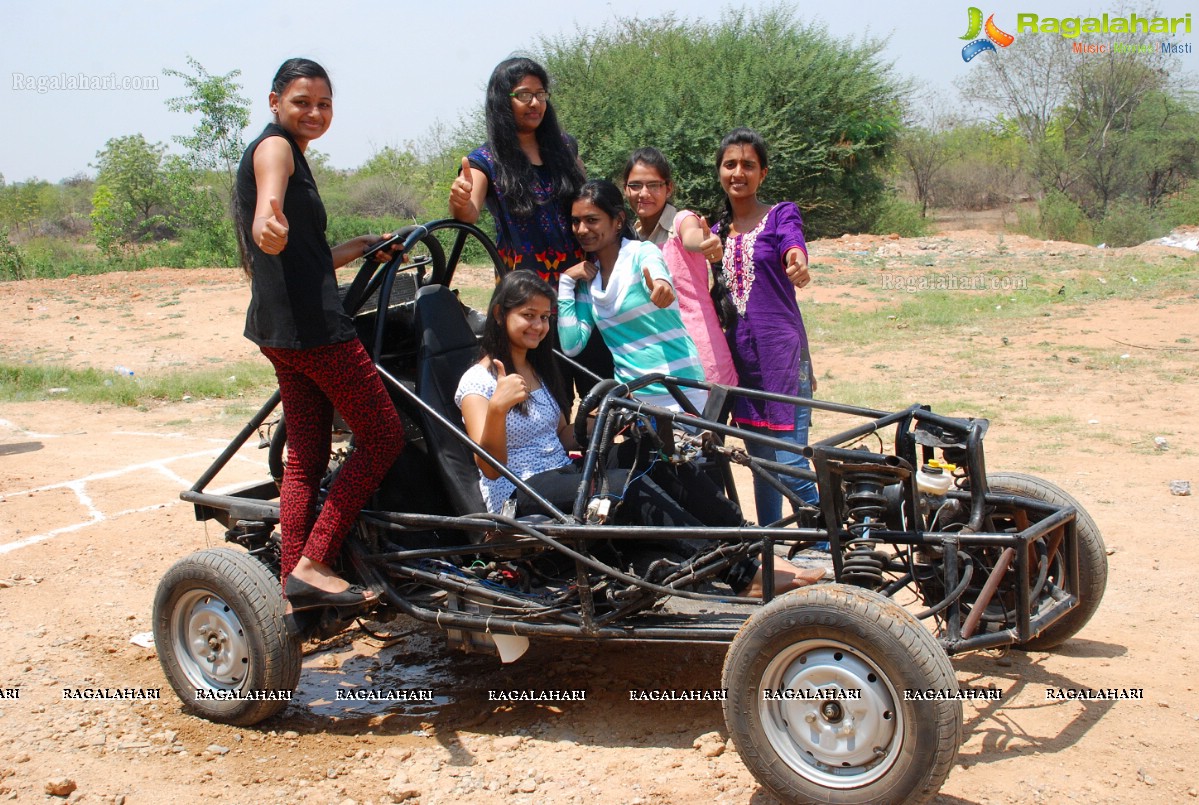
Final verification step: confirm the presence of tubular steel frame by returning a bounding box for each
[180,220,1083,655]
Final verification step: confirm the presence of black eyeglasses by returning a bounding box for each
[625,181,668,193]
[509,90,550,104]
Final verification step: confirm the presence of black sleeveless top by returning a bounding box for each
[236,123,356,349]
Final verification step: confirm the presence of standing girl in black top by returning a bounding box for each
[234,58,403,611]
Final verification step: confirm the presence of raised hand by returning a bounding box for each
[490,359,529,411]
[784,247,810,290]
[697,216,723,264]
[259,196,289,254]
[450,156,474,211]
[563,260,598,284]
[643,266,675,308]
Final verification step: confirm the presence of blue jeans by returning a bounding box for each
[744,362,819,525]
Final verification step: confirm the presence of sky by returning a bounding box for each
[2,0,1196,184]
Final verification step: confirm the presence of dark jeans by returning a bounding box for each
[514,460,739,530]
[514,457,754,591]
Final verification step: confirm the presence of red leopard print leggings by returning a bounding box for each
[261,340,404,584]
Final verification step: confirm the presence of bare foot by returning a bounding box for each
[285,557,367,597]
[744,561,824,598]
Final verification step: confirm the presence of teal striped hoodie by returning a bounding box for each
[558,239,707,412]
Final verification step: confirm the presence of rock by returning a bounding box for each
[382,746,412,762]
[518,778,538,793]
[492,735,525,753]
[385,774,420,802]
[1169,480,1191,496]
[1154,436,1169,450]
[693,731,726,757]
[45,778,77,797]
[282,730,300,739]
[207,744,230,756]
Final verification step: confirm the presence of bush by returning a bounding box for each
[0,227,26,280]
[1161,182,1199,229]
[866,193,930,237]
[540,8,905,238]
[1016,190,1092,243]
[1095,199,1168,247]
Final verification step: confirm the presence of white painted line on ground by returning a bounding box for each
[0,477,270,555]
[0,417,62,439]
[2,449,235,498]
[153,464,194,488]
[69,480,103,521]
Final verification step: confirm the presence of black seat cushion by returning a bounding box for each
[414,285,489,516]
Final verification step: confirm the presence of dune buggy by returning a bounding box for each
[153,220,1107,804]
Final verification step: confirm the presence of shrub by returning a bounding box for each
[1095,199,1168,247]
[866,193,930,237]
[1016,190,1092,243]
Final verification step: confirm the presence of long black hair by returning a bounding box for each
[573,179,637,245]
[479,271,569,416]
[484,57,584,219]
[234,58,332,276]
[713,127,770,246]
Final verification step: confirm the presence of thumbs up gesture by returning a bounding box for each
[697,217,723,264]
[258,196,289,254]
[784,247,810,290]
[643,266,675,309]
[490,359,529,411]
[450,156,475,213]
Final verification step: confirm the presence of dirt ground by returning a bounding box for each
[1,228,1197,804]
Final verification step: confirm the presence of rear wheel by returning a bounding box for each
[984,472,1107,650]
[723,584,961,804]
[153,548,300,725]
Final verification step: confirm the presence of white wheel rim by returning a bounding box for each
[170,589,251,691]
[758,638,904,789]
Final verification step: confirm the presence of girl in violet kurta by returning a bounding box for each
[714,128,819,526]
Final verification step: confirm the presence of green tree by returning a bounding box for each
[538,8,905,237]
[0,179,50,236]
[0,227,26,280]
[90,134,170,250]
[163,57,250,203]
[1129,90,1199,209]
[161,58,251,266]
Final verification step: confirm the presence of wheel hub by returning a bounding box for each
[173,590,250,689]
[760,639,903,788]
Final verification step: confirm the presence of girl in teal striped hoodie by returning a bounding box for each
[557,179,707,413]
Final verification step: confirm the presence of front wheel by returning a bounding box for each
[723,584,961,804]
[153,548,301,725]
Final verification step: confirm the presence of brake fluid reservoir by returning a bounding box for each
[916,459,956,496]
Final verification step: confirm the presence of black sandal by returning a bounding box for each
[284,576,377,612]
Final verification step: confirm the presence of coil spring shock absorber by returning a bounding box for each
[840,472,894,589]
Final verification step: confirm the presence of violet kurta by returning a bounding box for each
[720,202,810,430]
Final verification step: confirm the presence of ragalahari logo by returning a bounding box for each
[961,7,1016,61]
